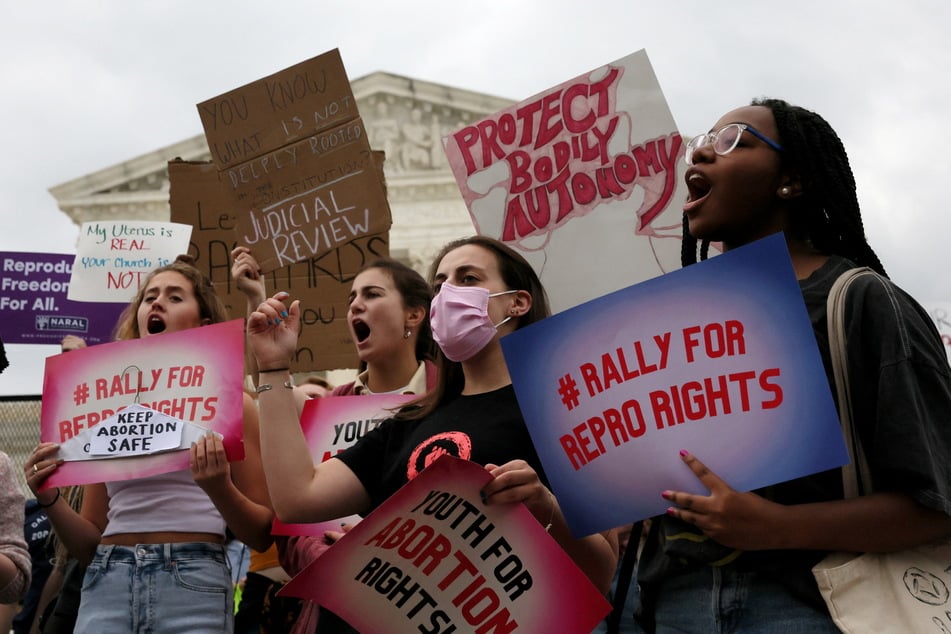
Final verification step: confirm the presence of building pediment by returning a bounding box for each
[49,71,514,224]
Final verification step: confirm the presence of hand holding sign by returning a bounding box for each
[501,234,849,536]
[482,459,554,527]
[191,432,233,498]
[23,443,64,505]
[662,449,791,552]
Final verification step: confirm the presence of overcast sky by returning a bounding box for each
[2,1,949,395]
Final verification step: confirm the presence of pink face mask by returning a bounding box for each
[430,283,517,362]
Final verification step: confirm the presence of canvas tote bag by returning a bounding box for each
[811,267,951,633]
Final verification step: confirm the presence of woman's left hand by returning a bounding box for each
[190,433,231,493]
[481,460,552,527]
[663,450,786,551]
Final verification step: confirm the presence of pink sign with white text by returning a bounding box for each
[280,455,610,633]
[272,393,415,536]
[39,319,246,489]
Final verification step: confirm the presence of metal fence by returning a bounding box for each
[0,395,42,499]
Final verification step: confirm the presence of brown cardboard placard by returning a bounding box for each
[167,160,246,317]
[223,119,391,273]
[168,159,385,372]
[197,48,358,166]
[196,48,391,275]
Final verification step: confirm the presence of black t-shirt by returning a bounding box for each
[337,384,547,513]
[638,256,951,606]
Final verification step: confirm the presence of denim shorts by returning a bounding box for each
[74,542,233,633]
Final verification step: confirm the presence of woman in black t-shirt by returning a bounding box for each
[636,98,951,632]
[249,236,618,632]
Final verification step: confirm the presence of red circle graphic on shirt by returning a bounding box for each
[406,431,472,480]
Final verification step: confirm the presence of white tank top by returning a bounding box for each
[103,469,226,537]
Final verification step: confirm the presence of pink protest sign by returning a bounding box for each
[280,455,610,633]
[39,319,246,488]
[272,393,415,537]
[443,49,687,313]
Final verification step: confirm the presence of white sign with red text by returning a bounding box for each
[281,456,610,633]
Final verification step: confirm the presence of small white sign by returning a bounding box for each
[67,220,192,303]
[57,404,215,462]
[88,404,184,457]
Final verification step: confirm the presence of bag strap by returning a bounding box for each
[605,521,643,634]
[826,267,876,498]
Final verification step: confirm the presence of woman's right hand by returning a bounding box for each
[247,291,301,370]
[60,335,87,352]
[24,442,62,500]
[231,246,266,306]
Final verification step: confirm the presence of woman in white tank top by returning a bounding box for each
[25,256,274,633]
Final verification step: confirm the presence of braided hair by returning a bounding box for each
[681,98,887,277]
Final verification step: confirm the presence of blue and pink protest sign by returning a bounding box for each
[273,393,415,537]
[0,252,125,345]
[281,455,610,633]
[39,319,246,488]
[501,234,849,537]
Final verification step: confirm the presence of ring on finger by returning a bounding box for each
[32,463,38,474]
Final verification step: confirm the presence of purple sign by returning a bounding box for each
[1,252,126,345]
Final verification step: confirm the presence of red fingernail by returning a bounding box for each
[680,449,690,458]
[666,507,677,516]
[661,490,672,500]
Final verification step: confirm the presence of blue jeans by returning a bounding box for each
[652,566,839,633]
[75,542,233,633]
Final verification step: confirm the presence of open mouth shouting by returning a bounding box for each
[351,318,371,344]
[684,167,711,213]
[146,314,167,335]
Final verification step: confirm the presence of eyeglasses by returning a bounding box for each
[684,123,783,165]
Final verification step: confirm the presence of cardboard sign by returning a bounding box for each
[501,234,849,537]
[197,49,358,165]
[168,159,384,372]
[281,455,610,633]
[67,221,193,303]
[272,393,416,537]
[167,160,249,321]
[196,48,392,275]
[39,319,246,488]
[443,49,688,313]
[0,251,125,345]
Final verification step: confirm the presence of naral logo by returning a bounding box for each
[35,315,88,333]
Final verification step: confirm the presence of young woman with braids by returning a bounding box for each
[633,99,951,631]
